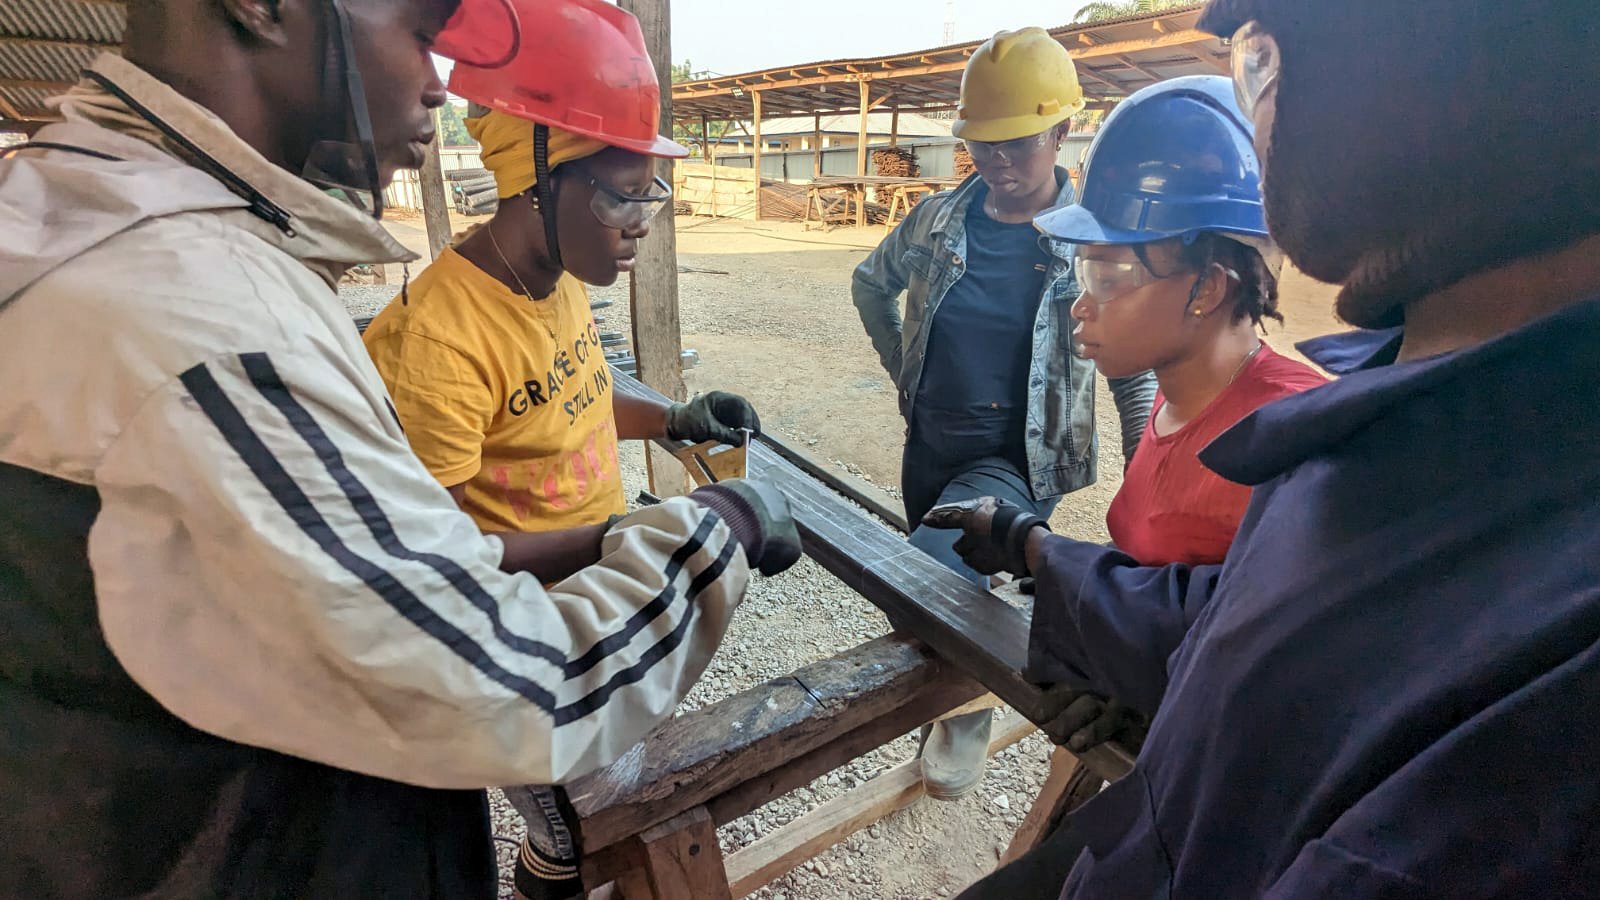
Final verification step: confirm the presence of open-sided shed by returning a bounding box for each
[670,4,1222,179]
[674,4,1222,122]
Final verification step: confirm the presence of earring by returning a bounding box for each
[1193,309,1205,317]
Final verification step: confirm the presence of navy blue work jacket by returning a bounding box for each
[1026,299,1600,898]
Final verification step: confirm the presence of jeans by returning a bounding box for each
[901,429,1061,589]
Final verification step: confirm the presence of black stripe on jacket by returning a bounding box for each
[239,352,728,684]
[181,355,737,723]
[562,514,720,679]
[555,537,739,724]
[241,352,571,669]
[180,361,563,713]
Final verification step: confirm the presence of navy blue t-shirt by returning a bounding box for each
[913,186,1048,460]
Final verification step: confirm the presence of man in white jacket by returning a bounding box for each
[0,0,800,896]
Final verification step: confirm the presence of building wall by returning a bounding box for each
[382,145,484,211]
[713,134,1097,184]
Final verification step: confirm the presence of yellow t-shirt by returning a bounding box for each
[363,247,626,533]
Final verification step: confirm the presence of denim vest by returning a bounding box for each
[852,170,1155,500]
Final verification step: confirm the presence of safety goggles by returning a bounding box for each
[1074,254,1166,306]
[576,168,674,229]
[1229,21,1281,120]
[1073,247,1236,306]
[963,130,1053,167]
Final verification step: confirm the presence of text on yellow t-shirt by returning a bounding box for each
[363,247,626,533]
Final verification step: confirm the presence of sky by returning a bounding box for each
[436,0,1100,100]
[673,0,1101,76]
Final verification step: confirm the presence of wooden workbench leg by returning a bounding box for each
[1000,746,1105,865]
[615,806,732,900]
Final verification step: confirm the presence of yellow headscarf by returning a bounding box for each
[465,110,609,200]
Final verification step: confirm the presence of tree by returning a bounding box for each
[669,59,731,155]
[437,102,473,147]
[1073,0,1191,23]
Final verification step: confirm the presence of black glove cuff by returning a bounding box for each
[990,505,1050,575]
[688,484,765,565]
[662,402,689,441]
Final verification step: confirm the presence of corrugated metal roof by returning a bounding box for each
[0,0,123,126]
[0,39,101,83]
[0,0,124,45]
[673,4,1224,121]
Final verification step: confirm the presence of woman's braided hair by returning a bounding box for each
[1176,233,1283,328]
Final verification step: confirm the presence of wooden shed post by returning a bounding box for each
[856,80,870,176]
[418,109,451,260]
[619,0,690,497]
[751,90,763,218]
[812,113,822,178]
[699,114,711,160]
[890,109,900,147]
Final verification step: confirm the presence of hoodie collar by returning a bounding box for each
[1201,296,1600,486]
[1295,328,1403,376]
[56,55,416,284]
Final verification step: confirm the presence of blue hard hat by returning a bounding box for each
[1035,75,1267,247]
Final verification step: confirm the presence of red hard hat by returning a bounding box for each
[432,0,522,69]
[448,0,689,158]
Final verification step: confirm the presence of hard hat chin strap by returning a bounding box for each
[533,123,563,269]
[326,0,384,220]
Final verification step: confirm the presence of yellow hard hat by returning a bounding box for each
[953,27,1086,142]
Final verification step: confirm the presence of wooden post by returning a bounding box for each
[699,114,710,160]
[620,807,732,900]
[751,90,763,219]
[724,710,1036,897]
[856,80,870,177]
[890,108,900,147]
[618,0,690,498]
[1002,747,1108,864]
[812,113,822,178]
[418,109,451,260]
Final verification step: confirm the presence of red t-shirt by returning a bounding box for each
[1106,343,1327,566]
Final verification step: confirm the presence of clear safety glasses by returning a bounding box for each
[963,130,1053,167]
[577,169,674,230]
[1074,254,1166,306]
[1073,247,1237,307]
[1229,22,1281,120]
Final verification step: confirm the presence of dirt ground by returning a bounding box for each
[377,212,1345,899]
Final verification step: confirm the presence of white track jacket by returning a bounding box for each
[0,55,750,790]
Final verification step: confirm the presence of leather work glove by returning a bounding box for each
[690,478,803,576]
[921,496,1051,577]
[665,391,762,446]
[1043,694,1150,754]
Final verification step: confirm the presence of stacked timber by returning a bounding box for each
[758,181,810,221]
[674,161,760,219]
[872,147,919,179]
[953,143,976,179]
[451,171,499,216]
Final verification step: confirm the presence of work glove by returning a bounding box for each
[666,391,762,446]
[689,478,803,576]
[920,496,1051,577]
[1043,694,1150,754]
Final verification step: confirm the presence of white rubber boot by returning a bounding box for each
[919,708,993,801]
